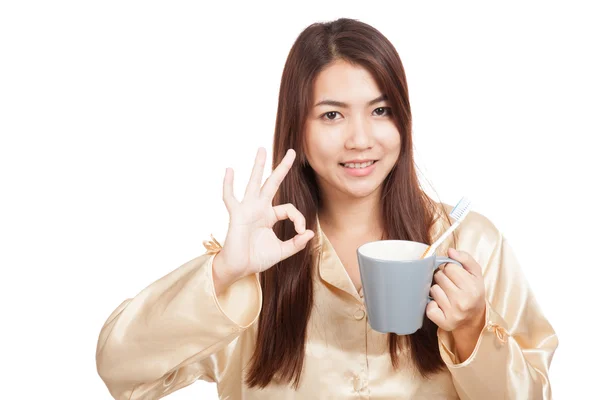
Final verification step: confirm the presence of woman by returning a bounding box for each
[96,18,557,399]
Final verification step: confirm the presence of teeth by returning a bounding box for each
[343,161,375,169]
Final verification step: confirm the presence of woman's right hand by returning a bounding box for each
[212,147,314,292]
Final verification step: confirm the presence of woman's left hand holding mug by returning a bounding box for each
[426,248,487,362]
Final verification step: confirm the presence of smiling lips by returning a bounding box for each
[341,160,376,169]
[339,160,378,177]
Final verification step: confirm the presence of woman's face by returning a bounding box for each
[304,59,401,200]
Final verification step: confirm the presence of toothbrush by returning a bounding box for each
[420,197,472,259]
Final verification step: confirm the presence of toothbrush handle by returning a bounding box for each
[425,220,460,257]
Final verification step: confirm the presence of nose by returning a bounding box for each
[344,116,374,150]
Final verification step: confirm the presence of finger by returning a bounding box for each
[441,263,470,290]
[279,230,315,260]
[222,168,239,211]
[426,300,446,327]
[433,270,459,296]
[260,149,296,200]
[448,248,482,277]
[272,203,306,234]
[243,147,266,199]
[430,284,451,311]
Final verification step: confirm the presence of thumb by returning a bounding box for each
[447,248,464,261]
[280,230,315,260]
[448,248,481,277]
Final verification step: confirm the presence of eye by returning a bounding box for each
[321,111,341,121]
[373,107,392,116]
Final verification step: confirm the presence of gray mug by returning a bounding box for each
[356,240,463,335]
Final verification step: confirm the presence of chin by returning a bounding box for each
[342,182,383,199]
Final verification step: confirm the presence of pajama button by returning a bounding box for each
[354,309,366,320]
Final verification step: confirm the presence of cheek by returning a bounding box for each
[392,136,402,155]
[305,126,339,161]
[379,126,402,153]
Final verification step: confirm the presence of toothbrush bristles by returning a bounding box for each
[421,196,473,259]
[450,197,472,221]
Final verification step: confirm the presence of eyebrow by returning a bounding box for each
[314,94,388,108]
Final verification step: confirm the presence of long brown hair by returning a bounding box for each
[246,18,454,389]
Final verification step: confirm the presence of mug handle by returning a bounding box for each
[427,257,464,303]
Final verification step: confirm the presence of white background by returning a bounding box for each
[1,1,597,398]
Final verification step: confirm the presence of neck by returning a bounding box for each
[318,186,384,240]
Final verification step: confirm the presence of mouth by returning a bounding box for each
[338,160,378,169]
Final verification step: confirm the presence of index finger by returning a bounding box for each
[260,149,296,200]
